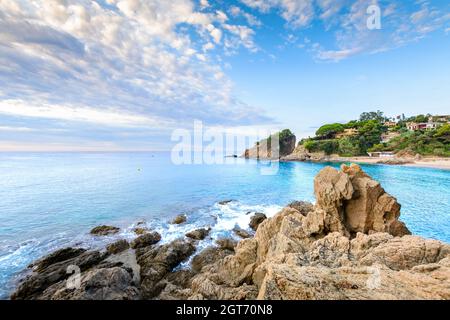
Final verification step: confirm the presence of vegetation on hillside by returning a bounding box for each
[298,111,450,157]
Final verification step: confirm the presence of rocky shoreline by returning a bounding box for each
[10,164,450,300]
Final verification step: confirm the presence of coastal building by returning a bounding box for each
[406,122,427,131]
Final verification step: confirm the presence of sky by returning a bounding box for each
[0,0,449,151]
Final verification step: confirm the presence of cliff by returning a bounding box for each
[244,129,296,159]
[11,164,450,300]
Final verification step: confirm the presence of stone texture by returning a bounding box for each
[249,213,267,231]
[130,231,161,249]
[106,240,130,255]
[186,228,210,240]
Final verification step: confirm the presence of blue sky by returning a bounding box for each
[0,0,449,151]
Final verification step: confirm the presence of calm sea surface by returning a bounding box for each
[1,152,449,298]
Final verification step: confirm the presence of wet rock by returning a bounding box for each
[171,214,187,224]
[233,227,252,239]
[30,248,86,273]
[133,227,148,235]
[90,225,120,236]
[249,213,267,231]
[136,239,196,299]
[106,240,130,255]
[11,250,107,300]
[186,228,210,240]
[130,231,161,249]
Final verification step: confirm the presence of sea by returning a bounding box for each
[1,152,449,298]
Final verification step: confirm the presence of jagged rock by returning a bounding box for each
[90,225,120,236]
[249,213,267,231]
[39,267,140,300]
[287,201,314,216]
[233,227,252,239]
[30,248,86,273]
[186,228,210,240]
[171,214,187,224]
[187,165,449,300]
[191,247,233,272]
[216,238,238,251]
[106,240,130,255]
[130,231,161,249]
[136,239,196,299]
[243,130,296,159]
[11,250,107,300]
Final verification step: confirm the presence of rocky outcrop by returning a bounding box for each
[136,239,196,299]
[130,232,161,249]
[185,164,449,300]
[90,225,120,236]
[186,228,210,240]
[171,214,187,224]
[244,130,296,159]
[107,240,130,255]
[249,213,267,231]
[11,250,107,299]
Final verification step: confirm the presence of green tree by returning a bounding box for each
[359,110,385,122]
[315,123,345,138]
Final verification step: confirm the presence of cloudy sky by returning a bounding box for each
[0,0,449,151]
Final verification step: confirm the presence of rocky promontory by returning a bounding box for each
[11,164,450,300]
[244,129,296,159]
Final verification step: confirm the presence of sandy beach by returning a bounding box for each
[327,156,450,170]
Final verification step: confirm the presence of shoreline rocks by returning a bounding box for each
[10,164,450,300]
[90,225,120,236]
[171,214,187,225]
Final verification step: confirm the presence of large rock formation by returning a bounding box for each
[186,164,450,300]
[244,129,296,159]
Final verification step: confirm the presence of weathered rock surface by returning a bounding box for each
[90,225,120,236]
[107,240,130,255]
[130,231,161,249]
[249,213,267,231]
[244,130,296,159]
[38,267,140,300]
[186,228,210,240]
[136,239,196,299]
[11,250,107,300]
[233,227,252,239]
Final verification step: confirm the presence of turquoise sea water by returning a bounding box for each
[0,152,449,298]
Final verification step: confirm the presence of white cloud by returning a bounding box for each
[0,99,172,128]
[0,0,271,131]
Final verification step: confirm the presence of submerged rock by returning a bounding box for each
[90,225,120,236]
[218,200,234,205]
[171,214,187,224]
[249,213,267,231]
[185,228,210,240]
[107,240,130,255]
[130,231,161,249]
